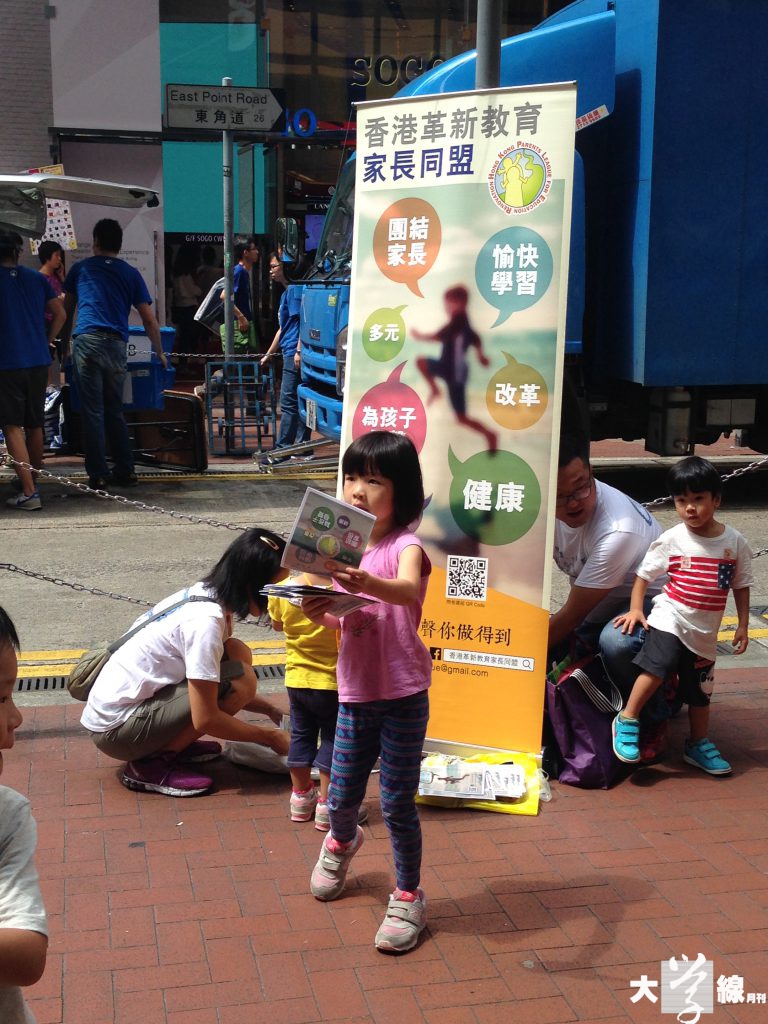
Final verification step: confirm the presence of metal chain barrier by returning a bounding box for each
[2,446,767,619]
[0,562,152,607]
[642,454,768,512]
[0,457,282,613]
[172,352,260,360]
[1,455,247,532]
[0,562,274,628]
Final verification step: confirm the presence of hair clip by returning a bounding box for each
[259,535,281,551]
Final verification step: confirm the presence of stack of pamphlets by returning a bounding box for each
[280,487,376,575]
[259,582,376,618]
[418,754,527,801]
[260,488,379,617]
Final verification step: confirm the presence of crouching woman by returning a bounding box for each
[81,529,290,796]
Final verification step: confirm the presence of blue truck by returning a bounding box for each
[292,0,768,455]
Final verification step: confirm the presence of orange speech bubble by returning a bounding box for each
[373,198,441,297]
[486,353,548,430]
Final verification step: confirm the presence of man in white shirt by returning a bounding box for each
[549,434,673,727]
[550,435,663,655]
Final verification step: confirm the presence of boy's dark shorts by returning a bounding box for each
[633,627,714,707]
[0,365,49,428]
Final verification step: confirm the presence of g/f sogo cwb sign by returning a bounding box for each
[165,84,284,132]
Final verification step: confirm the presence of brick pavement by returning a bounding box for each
[5,667,768,1024]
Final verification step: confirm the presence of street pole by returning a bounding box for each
[222,75,234,358]
[476,0,503,90]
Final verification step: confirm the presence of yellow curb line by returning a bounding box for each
[19,638,285,663]
[18,651,287,678]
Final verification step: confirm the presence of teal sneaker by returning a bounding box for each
[612,714,641,763]
[684,739,732,775]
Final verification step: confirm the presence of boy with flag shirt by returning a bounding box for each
[611,456,753,775]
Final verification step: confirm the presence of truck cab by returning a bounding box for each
[294,157,354,442]
[292,0,768,454]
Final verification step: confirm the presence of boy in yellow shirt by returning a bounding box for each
[268,574,344,829]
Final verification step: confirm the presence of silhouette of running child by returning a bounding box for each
[413,285,497,452]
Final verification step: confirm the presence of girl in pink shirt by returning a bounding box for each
[303,431,431,954]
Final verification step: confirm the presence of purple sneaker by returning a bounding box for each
[177,740,223,763]
[121,753,212,796]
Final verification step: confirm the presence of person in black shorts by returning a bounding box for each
[413,285,497,451]
[611,457,753,775]
[0,230,66,510]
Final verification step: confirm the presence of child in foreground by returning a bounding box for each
[303,431,432,953]
[612,457,752,774]
[0,607,48,1024]
[268,573,367,830]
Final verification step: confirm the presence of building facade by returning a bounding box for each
[1,1,571,324]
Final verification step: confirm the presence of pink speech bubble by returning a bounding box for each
[351,362,427,453]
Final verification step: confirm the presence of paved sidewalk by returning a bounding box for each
[6,667,768,1024]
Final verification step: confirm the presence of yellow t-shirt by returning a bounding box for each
[268,580,338,690]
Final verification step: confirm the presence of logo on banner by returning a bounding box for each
[488,143,551,215]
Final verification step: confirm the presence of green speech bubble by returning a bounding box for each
[448,447,541,545]
[362,305,407,362]
[310,506,335,531]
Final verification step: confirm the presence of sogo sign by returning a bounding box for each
[351,54,444,88]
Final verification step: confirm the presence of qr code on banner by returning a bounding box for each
[446,556,489,602]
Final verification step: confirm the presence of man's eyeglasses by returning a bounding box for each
[555,474,593,507]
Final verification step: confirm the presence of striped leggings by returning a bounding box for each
[328,690,429,892]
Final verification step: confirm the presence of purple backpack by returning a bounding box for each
[545,655,628,789]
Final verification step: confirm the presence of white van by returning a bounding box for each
[0,173,158,237]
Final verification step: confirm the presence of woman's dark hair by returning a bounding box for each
[342,431,424,528]
[38,240,64,265]
[201,528,285,618]
[667,456,722,498]
[0,606,20,652]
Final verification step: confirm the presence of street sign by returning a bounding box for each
[164,83,284,132]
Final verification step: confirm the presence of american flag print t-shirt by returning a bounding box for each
[665,555,736,612]
[636,523,753,661]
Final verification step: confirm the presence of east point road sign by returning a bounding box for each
[164,84,284,132]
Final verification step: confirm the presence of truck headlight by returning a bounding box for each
[335,326,347,396]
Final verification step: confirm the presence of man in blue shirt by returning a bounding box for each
[64,219,166,489]
[219,235,261,354]
[260,255,311,460]
[0,230,66,510]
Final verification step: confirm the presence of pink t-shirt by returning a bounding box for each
[336,528,432,702]
[42,270,63,324]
